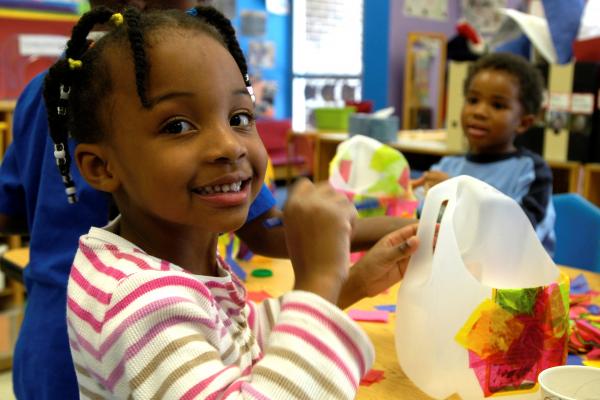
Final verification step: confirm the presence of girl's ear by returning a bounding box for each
[75,143,120,193]
[516,113,536,135]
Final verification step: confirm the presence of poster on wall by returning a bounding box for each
[461,0,507,35]
[403,0,449,21]
[249,41,275,69]
[240,10,266,36]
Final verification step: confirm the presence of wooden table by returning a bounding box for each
[3,249,599,398]
[305,130,583,195]
[239,256,600,400]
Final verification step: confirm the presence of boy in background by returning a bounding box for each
[412,52,555,255]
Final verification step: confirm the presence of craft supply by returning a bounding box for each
[348,309,389,323]
[247,290,272,303]
[374,304,396,312]
[360,369,385,387]
[251,268,273,278]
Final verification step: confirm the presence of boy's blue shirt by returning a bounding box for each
[431,149,556,255]
[0,71,276,399]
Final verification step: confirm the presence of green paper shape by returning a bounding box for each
[251,268,273,278]
[496,287,540,315]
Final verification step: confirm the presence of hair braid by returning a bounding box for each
[123,7,150,108]
[66,7,114,61]
[189,6,254,99]
[43,6,119,203]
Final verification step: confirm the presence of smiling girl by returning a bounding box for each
[44,6,418,399]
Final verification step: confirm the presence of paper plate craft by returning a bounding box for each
[329,134,417,219]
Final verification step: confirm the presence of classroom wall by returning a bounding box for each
[234,0,291,119]
[387,0,461,121]
[362,0,391,112]
[383,0,524,122]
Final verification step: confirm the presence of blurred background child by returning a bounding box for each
[412,52,555,255]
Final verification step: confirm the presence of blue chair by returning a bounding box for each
[552,193,600,272]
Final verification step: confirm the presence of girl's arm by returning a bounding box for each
[91,270,372,400]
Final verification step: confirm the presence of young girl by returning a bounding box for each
[45,6,419,398]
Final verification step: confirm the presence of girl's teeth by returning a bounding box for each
[197,181,243,195]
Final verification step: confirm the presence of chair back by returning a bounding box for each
[255,119,291,151]
[553,193,600,272]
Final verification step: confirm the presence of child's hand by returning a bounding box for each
[338,224,419,309]
[283,178,357,303]
[411,171,450,191]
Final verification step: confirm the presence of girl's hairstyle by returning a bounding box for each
[463,52,544,117]
[43,6,253,203]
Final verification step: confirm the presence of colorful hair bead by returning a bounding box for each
[110,13,123,26]
[68,58,82,70]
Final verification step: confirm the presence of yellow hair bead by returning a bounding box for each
[110,13,123,26]
[67,58,82,70]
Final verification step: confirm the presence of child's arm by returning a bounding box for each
[282,179,356,304]
[338,223,419,309]
[98,270,373,399]
[236,206,288,258]
[350,216,416,251]
[411,170,450,191]
[237,206,416,257]
[518,159,553,228]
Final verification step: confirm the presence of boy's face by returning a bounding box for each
[461,69,532,155]
[98,30,267,235]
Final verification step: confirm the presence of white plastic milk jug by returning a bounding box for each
[395,176,569,399]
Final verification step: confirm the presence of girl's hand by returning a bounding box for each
[411,170,450,192]
[283,178,357,303]
[338,224,419,309]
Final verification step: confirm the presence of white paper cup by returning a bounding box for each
[538,365,600,400]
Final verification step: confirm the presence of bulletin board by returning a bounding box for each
[0,9,77,100]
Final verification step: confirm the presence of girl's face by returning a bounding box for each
[99,30,267,235]
[461,69,531,154]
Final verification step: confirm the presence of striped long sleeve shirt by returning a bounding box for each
[67,224,374,399]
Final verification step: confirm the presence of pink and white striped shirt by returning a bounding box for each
[67,222,374,399]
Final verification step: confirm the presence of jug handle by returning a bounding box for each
[404,178,459,282]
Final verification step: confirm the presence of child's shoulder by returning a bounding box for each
[75,227,171,276]
[515,147,549,165]
[514,147,552,178]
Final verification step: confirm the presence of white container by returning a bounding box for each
[395,176,568,399]
[538,366,600,400]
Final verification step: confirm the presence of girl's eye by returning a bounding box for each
[230,113,253,128]
[492,102,507,110]
[466,96,478,105]
[161,119,195,135]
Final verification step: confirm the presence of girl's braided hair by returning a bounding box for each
[43,6,252,203]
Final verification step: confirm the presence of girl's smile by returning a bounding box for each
[192,177,253,207]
